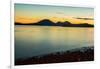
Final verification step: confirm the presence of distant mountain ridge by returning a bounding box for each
[15,19,94,27]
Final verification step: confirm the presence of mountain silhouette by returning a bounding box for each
[32,19,56,26]
[15,19,94,27]
[56,21,71,26]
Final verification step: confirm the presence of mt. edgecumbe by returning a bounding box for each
[15,19,94,27]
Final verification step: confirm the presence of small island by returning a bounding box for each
[15,19,94,27]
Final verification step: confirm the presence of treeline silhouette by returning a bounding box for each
[15,47,94,65]
[15,19,94,27]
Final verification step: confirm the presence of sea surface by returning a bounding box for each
[15,25,94,59]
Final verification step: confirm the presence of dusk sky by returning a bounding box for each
[15,3,94,24]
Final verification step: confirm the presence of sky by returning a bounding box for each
[15,3,94,24]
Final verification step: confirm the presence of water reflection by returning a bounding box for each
[15,25,94,59]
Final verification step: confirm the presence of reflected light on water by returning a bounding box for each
[15,26,94,59]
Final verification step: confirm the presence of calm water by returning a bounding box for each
[15,25,94,59]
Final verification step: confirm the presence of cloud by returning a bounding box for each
[74,17,94,20]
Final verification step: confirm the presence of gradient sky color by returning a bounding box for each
[15,3,94,24]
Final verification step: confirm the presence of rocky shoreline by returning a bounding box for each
[15,47,94,65]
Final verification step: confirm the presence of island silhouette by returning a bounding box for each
[15,19,94,27]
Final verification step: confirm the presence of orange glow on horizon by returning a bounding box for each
[15,16,94,25]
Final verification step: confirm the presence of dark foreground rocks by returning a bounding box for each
[15,47,94,65]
